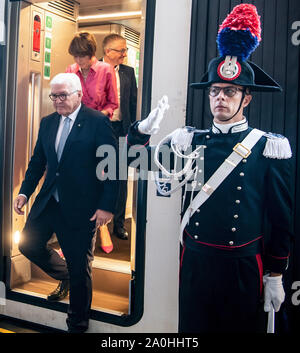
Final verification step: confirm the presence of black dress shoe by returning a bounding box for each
[47,280,69,302]
[113,226,128,240]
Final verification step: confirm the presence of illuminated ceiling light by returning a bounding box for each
[77,11,142,21]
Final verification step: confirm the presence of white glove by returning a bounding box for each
[138,95,169,135]
[263,274,285,312]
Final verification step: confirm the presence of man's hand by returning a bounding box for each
[263,274,285,312]
[13,195,27,215]
[90,209,113,228]
[138,95,169,135]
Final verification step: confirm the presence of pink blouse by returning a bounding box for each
[66,58,118,118]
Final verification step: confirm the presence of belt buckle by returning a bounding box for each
[233,143,251,158]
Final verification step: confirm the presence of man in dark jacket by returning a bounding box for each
[13,73,118,332]
[102,33,137,240]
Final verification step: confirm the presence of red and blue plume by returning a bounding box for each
[217,4,262,61]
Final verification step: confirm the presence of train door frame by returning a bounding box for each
[0,0,156,328]
[0,0,8,284]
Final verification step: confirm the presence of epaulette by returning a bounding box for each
[263,132,292,159]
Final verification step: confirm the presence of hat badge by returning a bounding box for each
[217,56,241,80]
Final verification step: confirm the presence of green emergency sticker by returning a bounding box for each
[46,16,52,30]
[45,37,51,50]
[44,65,50,79]
[45,51,51,63]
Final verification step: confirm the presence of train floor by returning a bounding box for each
[10,219,133,315]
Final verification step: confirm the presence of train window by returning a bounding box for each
[4,0,153,327]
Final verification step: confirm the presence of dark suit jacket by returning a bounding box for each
[19,104,118,229]
[100,60,137,135]
[118,64,137,134]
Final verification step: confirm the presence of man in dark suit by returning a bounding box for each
[13,73,118,333]
[101,33,137,240]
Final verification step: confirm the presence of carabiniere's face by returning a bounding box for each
[209,83,252,123]
[51,83,82,116]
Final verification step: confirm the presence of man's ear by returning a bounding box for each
[243,94,252,108]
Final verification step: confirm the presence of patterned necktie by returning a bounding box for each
[57,117,71,162]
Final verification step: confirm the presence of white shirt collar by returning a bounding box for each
[212,118,248,134]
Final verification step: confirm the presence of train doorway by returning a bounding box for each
[2,0,151,326]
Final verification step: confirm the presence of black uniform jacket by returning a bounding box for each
[19,104,118,229]
[127,120,293,273]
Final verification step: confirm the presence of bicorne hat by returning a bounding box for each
[190,4,282,92]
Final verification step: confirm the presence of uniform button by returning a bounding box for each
[233,214,239,219]
[229,241,234,245]
[196,209,200,213]
[206,135,210,139]
[237,186,242,190]
[194,235,199,239]
[200,156,204,160]
[240,172,245,177]
[198,169,203,173]
[235,200,240,204]
[231,228,237,232]
[195,222,199,226]
[56,172,59,176]
[242,159,247,163]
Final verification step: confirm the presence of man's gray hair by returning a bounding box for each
[50,73,82,92]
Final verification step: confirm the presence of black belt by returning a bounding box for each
[184,230,262,258]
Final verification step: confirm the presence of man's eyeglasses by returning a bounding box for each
[208,86,244,97]
[49,90,78,101]
[109,47,128,54]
